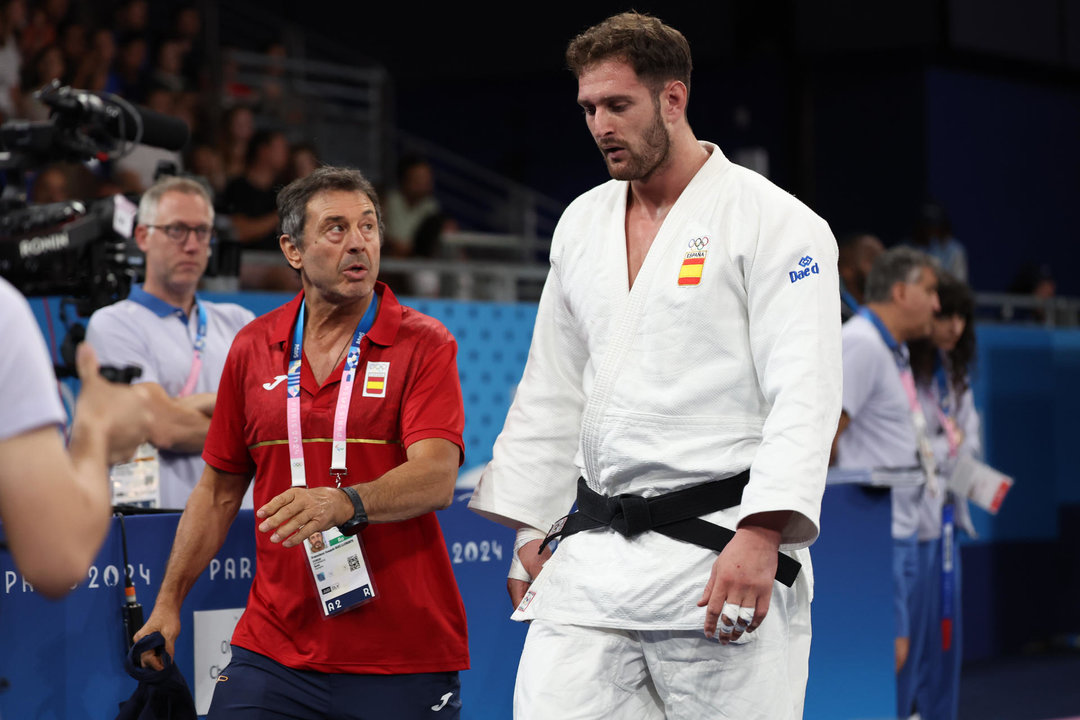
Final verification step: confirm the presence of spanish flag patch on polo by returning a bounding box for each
[362,361,389,398]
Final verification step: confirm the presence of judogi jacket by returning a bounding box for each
[469,144,843,628]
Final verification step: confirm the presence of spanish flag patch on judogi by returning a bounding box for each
[362,361,389,397]
[679,237,709,287]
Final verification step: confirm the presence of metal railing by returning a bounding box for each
[974,293,1080,327]
[395,130,563,262]
[227,49,390,183]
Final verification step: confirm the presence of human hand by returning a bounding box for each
[895,636,910,673]
[132,608,181,671]
[257,486,352,547]
[506,538,550,608]
[73,343,152,465]
[697,524,781,644]
[176,392,216,417]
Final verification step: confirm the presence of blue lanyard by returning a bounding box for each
[859,307,907,369]
[840,285,860,315]
[286,296,379,487]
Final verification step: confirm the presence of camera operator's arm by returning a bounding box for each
[0,343,151,598]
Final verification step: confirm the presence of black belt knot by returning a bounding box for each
[539,473,801,587]
[609,494,652,536]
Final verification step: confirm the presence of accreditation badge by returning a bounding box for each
[110,442,161,508]
[304,527,377,618]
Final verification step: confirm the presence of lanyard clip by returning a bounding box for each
[330,468,348,488]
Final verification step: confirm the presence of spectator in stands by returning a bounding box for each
[259,40,303,126]
[286,142,319,183]
[171,5,204,89]
[72,27,119,93]
[57,20,86,79]
[222,129,297,290]
[220,46,257,109]
[19,44,65,119]
[1006,262,1058,324]
[113,32,148,101]
[384,155,440,257]
[222,129,287,249]
[0,0,25,121]
[113,0,148,39]
[188,143,226,195]
[219,104,255,179]
[838,232,885,322]
[18,2,53,61]
[911,201,968,284]
[150,36,188,94]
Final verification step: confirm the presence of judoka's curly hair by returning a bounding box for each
[910,272,976,397]
[277,166,384,249]
[566,12,692,92]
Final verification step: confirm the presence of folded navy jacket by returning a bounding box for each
[115,632,197,720]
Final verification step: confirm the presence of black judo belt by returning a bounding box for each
[539,473,801,587]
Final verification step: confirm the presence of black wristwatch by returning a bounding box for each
[338,486,369,536]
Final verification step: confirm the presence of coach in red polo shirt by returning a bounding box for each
[134,166,468,719]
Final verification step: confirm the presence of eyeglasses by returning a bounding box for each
[147,223,214,244]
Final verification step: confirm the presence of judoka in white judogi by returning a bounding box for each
[470,141,841,718]
[469,13,842,719]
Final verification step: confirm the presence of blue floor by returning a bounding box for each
[959,651,1080,720]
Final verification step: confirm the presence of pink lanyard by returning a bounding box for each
[178,300,206,398]
[286,300,370,489]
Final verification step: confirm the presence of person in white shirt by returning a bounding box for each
[0,278,150,597]
[86,176,254,509]
[468,12,841,719]
[902,272,979,720]
[832,246,943,717]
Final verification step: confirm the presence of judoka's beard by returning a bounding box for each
[605,109,671,182]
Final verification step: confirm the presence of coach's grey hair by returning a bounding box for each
[863,246,937,304]
[276,166,384,249]
[137,176,214,226]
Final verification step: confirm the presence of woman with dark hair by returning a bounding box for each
[901,271,980,720]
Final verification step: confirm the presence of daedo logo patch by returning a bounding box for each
[789,256,819,283]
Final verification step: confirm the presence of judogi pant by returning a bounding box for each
[514,578,812,720]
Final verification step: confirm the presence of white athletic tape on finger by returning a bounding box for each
[721,602,740,624]
[717,620,736,637]
[507,552,532,582]
[514,527,547,554]
[737,606,754,626]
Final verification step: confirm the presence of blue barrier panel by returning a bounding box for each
[26,292,1080,716]
[0,513,254,719]
[805,484,896,720]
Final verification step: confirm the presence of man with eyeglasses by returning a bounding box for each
[86,176,255,509]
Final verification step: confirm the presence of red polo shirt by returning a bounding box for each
[203,283,468,674]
